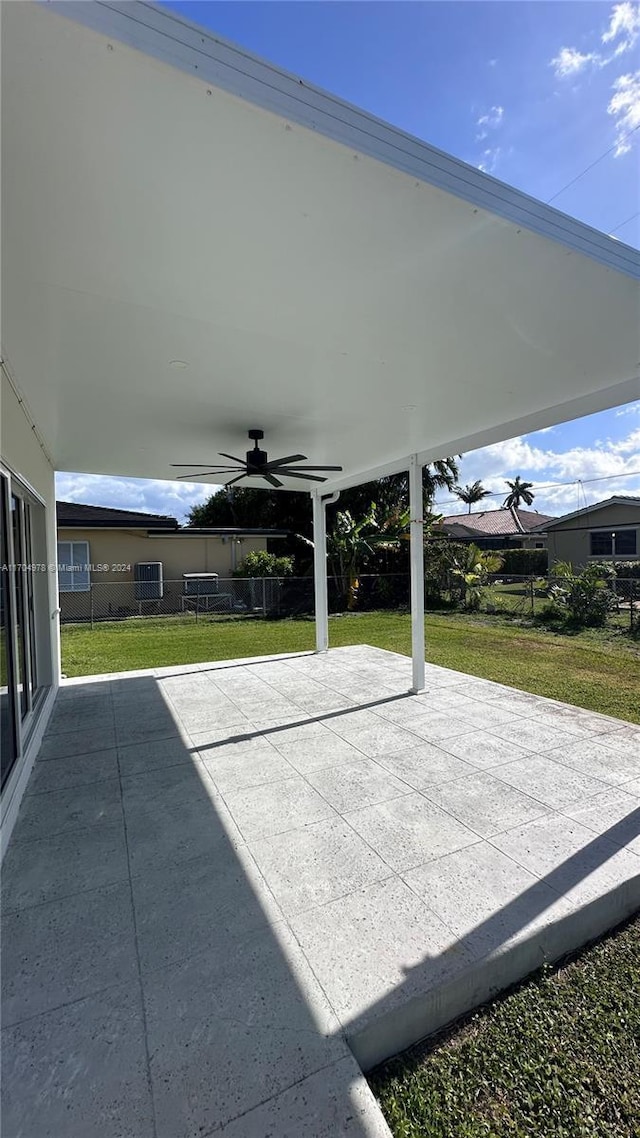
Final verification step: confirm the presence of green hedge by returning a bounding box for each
[497,547,548,575]
[613,561,640,579]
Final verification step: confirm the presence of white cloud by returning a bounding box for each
[476,105,504,141]
[55,473,219,523]
[550,46,599,79]
[478,146,502,173]
[616,400,640,415]
[602,1,640,55]
[551,4,640,80]
[434,421,640,517]
[607,70,640,153]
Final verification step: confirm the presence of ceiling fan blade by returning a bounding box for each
[264,454,307,469]
[262,472,283,488]
[277,470,328,483]
[170,463,239,468]
[175,470,239,480]
[224,473,249,487]
[219,452,247,464]
[278,465,344,472]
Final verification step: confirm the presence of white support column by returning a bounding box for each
[312,491,329,653]
[409,454,425,693]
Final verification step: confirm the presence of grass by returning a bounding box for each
[369,915,640,1138]
[60,609,640,723]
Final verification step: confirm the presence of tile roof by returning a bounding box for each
[439,506,556,538]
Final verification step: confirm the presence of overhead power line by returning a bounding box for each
[434,468,640,510]
[609,209,640,235]
[546,122,640,205]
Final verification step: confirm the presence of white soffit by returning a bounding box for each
[2,1,639,494]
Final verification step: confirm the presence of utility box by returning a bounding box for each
[134,562,163,600]
[182,573,219,597]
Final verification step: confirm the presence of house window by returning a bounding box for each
[614,529,637,556]
[589,530,637,557]
[534,542,544,549]
[57,541,90,592]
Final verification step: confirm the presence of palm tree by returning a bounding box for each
[454,481,492,513]
[503,477,535,510]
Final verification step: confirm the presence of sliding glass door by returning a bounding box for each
[1,471,46,792]
[1,477,19,789]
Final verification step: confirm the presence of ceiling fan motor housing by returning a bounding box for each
[247,447,268,469]
[247,429,267,469]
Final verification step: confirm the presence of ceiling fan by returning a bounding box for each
[171,429,343,488]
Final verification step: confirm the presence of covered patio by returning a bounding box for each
[2,2,640,1134]
[3,646,639,1135]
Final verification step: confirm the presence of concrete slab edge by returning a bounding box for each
[349,873,640,1070]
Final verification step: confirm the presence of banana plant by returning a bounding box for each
[328,503,411,609]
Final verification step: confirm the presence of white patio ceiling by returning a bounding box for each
[2,1,639,494]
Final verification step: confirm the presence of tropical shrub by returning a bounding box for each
[233,550,294,578]
[423,539,469,605]
[548,562,618,627]
[450,544,504,610]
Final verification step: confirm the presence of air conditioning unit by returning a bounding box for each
[183,573,219,596]
[134,562,163,600]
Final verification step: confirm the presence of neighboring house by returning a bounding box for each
[56,501,288,619]
[541,496,640,570]
[437,506,556,551]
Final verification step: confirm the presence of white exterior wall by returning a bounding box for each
[1,369,59,851]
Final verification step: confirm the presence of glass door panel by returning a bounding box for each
[1,478,18,789]
[10,493,32,719]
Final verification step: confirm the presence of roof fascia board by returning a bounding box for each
[543,498,640,529]
[49,0,640,279]
[57,520,176,529]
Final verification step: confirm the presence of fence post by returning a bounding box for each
[262,576,267,616]
[529,576,535,617]
[90,586,94,631]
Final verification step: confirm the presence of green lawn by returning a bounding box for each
[369,916,640,1138]
[60,610,640,723]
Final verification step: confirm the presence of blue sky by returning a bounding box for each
[57,1,640,520]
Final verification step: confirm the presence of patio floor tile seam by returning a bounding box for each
[24,762,121,796]
[554,801,640,854]
[43,715,117,738]
[114,675,161,1138]
[532,743,640,778]
[510,712,635,740]
[0,970,140,1033]
[311,795,482,893]
[340,815,485,880]
[482,825,637,894]
[208,1054,364,1138]
[466,757,614,807]
[515,758,640,800]
[0,861,133,917]
[414,783,553,843]
[4,795,129,847]
[269,868,400,925]
[229,740,421,823]
[208,779,341,844]
[36,737,119,761]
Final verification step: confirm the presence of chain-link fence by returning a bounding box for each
[469,573,639,631]
[58,572,639,632]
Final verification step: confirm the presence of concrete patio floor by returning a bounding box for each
[3,645,640,1137]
